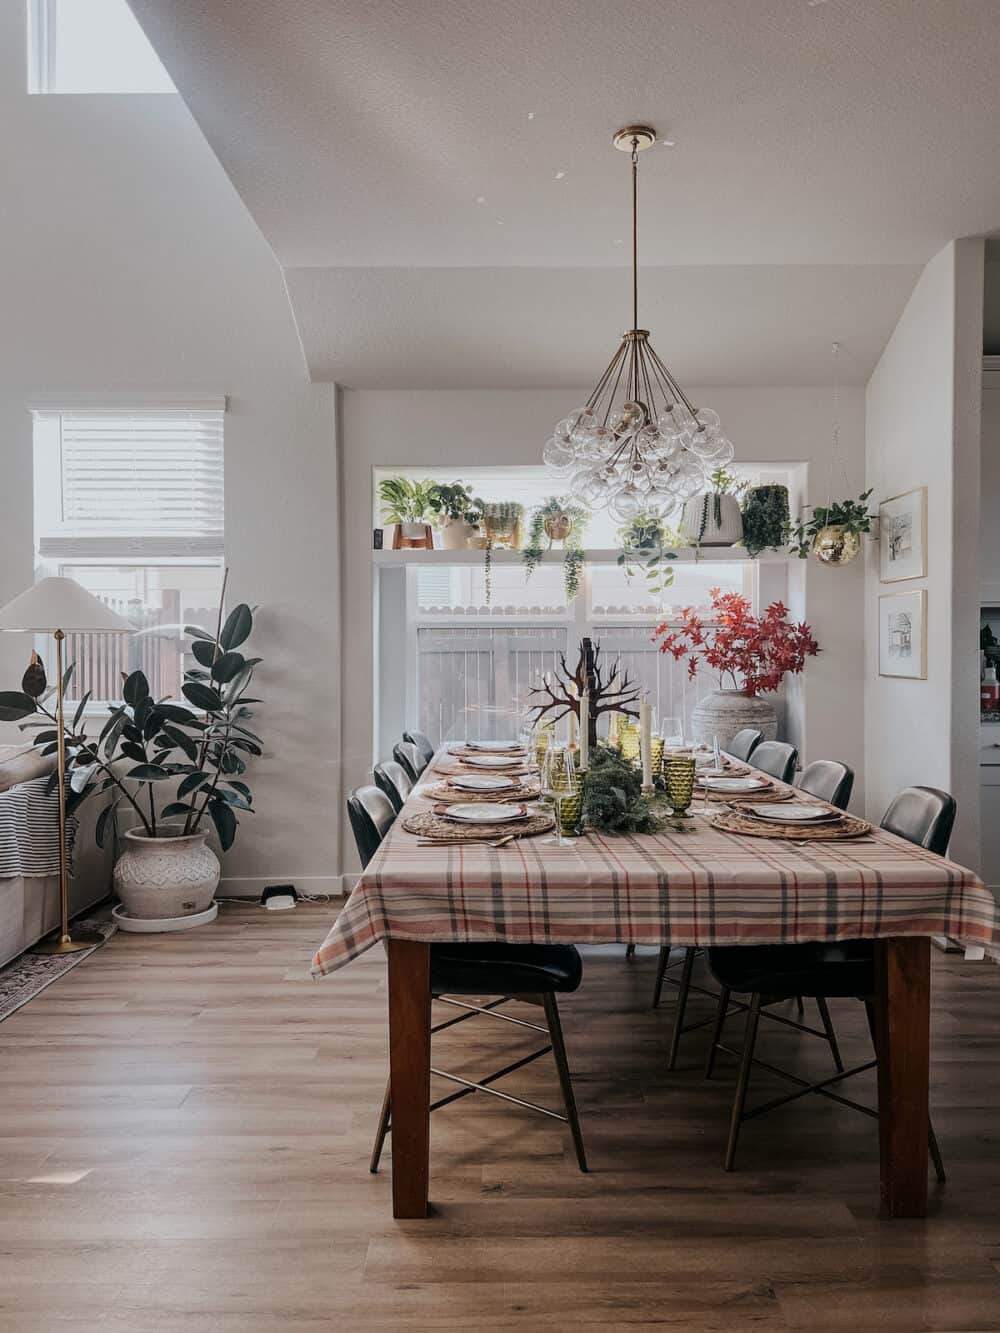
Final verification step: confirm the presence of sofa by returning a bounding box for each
[0,745,113,967]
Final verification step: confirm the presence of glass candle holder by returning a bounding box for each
[664,755,696,816]
[558,767,584,835]
[650,736,665,780]
[620,723,641,765]
[535,722,554,769]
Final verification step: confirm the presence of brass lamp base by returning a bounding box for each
[30,930,105,956]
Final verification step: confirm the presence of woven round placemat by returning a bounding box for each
[447,745,527,759]
[433,760,537,777]
[711,808,872,840]
[424,781,542,804]
[402,808,555,841]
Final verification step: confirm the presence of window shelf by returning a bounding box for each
[373,546,792,566]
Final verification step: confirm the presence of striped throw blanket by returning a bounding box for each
[0,776,77,878]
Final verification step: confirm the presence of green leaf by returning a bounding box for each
[223,779,252,800]
[208,796,237,851]
[216,787,252,810]
[191,639,217,668]
[30,729,58,744]
[0,691,37,722]
[61,662,75,695]
[157,703,199,725]
[70,691,92,730]
[230,738,261,756]
[21,660,46,698]
[95,801,117,849]
[160,726,198,762]
[177,771,208,798]
[121,741,147,765]
[125,764,171,781]
[122,671,149,707]
[161,802,197,819]
[184,624,214,641]
[210,651,245,683]
[219,604,253,652]
[183,681,223,712]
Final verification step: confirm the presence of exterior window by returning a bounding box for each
[28,0,176,94]
[32,404,225,702]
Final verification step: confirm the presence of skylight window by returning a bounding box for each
[28,0,176,94]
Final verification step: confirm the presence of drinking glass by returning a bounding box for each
[541,746,577,846]
[664,755,696,817]
[661,715,684,751]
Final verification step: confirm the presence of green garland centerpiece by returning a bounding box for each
[581,743,662,835]
[522,497,589,602]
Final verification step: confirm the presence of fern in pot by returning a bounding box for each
[13,595,264,924]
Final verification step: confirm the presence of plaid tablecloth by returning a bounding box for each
[312,760,999,978]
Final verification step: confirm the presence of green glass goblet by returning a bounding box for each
[664,755,696,817]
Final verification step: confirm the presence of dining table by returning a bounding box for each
[312,747,1000,1221]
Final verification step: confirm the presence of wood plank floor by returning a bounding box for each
[1,903,1000,1331]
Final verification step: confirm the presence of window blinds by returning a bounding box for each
[36,409,224,559]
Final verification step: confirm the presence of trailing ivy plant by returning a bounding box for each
[694,468,751,542]
[616,515,688,599]
[741,484,791,558]
[789,489,875,558]
[480,500,524,605]
[522,497,589,602]
[1,587,263,853]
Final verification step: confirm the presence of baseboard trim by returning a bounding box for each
[217,874,349,901]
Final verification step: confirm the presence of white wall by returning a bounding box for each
[0,5,342,894]
[864,239,984,868]
[342,385,866,867]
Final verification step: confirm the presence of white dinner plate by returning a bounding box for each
[700,776,771,792]
[442,803,528,824]
[448,774,517,792]
[462,754,526,769]
[741,803,843,825]
[465,740,524,752]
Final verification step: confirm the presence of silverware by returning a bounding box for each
[417,833,520,848]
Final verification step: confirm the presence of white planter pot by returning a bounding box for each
[113,826,220,922]
[689,689,778,750]
[399,521,428,540]
[680,493,744,546]
[439,518,478,550]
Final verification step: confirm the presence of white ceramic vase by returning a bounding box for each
[113,827,220,921]
[680,493,744,546]
[689,689,778,749]
[439,518,479,549]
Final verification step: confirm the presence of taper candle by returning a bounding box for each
[640,696,653,792]
[579,688,589,771]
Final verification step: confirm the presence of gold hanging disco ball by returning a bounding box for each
[812,524,861,567]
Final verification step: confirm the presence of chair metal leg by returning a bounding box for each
[704,985,731,1079]
[370,1079,392,1174]
[724,992,762,1171]
[666,947,697,1069]
[542,993,588,1172]
[795,996,805,1016]
[625,944,636,959]
[651,946,671,1008]
[815,995,844,1073]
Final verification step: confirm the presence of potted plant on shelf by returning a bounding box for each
[616,514,686,599]
[479,500,524,605]
[680,468,750,546]
[789,490,874,567]
[426,482,483,550]
[523,498,589,602]
[378,477,436,549]
[741,484,791,558]
[13,597,263,927]
[654,589,819,747]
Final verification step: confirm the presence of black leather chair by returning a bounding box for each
[347,789,587,1173]
[703,785,955,1173]
[374,759,413,813]
[728,728,763,763]
[750,740,798,784]
[798,759,854,810]
[393,739,426,783]
[403,730,435,768]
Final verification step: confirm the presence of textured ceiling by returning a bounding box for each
[127,0,1000,385]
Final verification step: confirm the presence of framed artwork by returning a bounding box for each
[879,590,927,679]
[879,487,927,582]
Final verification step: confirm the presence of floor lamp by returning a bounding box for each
[0,577,132,954]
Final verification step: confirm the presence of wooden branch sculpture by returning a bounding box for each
[527,637,640,746]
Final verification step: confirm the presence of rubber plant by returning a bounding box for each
[523,497,589,602]
[4,585,263,853]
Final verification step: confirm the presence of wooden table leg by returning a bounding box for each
[387,939,431,1219]
[874,936,930,1218]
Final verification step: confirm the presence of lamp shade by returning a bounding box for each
[0,577,132,633]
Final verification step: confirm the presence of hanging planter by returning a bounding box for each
[480,501,524,605]
[790,491,875,568]
[523,498,589,603]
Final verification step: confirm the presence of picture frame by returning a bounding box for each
[879,486,927,583]
[879,590,927,679]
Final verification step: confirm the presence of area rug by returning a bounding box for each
[0,916,117,1022]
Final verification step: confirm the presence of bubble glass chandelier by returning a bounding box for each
[542,126,735,523]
